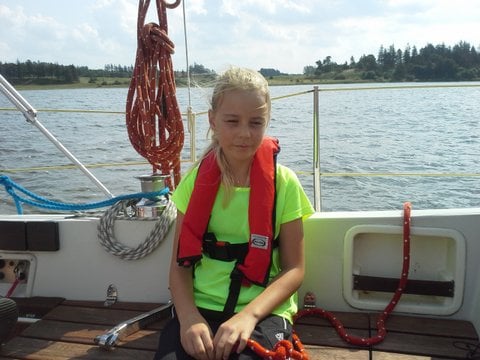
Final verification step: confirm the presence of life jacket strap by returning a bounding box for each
[203,233,279,263]
[202,233,246,315]
[202,233,279,316]
[224,267,244,316]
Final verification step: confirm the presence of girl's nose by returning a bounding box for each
[238,123,251,138]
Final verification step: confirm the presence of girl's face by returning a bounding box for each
[209,89,269,166]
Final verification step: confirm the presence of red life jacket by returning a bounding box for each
[177,137,280,313]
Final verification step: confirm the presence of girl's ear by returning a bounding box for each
[208,110,216,130]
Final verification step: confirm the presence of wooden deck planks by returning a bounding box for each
[294,311,371,351]
[304,346,370,360]
[370,313,479,358]
[295,323,370,349]
[294,309,480,359]
[2,337,155,360]
[43,304,155,326]
[1,298,479,359]
[372,331,476,359]
[375,313,478,339]
[1,298,167,360]
[19,320,161,350]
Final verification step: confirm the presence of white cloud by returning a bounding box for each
[1,0,479,74]
[72,23,99,43]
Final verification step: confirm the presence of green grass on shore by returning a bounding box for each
[13,72,379,91]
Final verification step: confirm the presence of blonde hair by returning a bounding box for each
[210,66,271,113]
[202,66,271,205]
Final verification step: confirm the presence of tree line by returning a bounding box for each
[0,60,137,85]
[0,60,80,85]
[305,41,480,81]
[2,41,479,85]
[0,60,217,85]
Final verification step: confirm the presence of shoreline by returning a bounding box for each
[10,75,480,91]
[10,75,391,91]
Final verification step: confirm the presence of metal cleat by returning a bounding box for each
[103,284,118,307]
[303,291,317,309]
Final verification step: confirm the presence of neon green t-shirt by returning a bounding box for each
[172,163,314,323]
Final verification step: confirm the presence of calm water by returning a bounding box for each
[1,82,480,214]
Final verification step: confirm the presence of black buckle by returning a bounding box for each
[204,233,229,261]
[229,266,244,281]
[203,233,247,262]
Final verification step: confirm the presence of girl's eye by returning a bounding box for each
[251,120,265,127]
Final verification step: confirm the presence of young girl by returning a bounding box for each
[155,66,314,360]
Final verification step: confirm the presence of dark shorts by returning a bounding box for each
[154,308,292,360]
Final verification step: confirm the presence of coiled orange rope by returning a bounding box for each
[247,202,412,359]
[126,0,184,189]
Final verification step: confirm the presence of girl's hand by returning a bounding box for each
[212,312,257,360]
[180,312,215,360]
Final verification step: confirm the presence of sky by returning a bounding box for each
[1,0,479,74]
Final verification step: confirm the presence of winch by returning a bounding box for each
[135,174,170,218]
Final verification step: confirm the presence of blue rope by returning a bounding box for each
[0,174,170,214]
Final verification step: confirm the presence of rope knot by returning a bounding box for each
[0,175,13,192]
[141,22,175,54]
[273,340,292,360]
[0,175,10,186]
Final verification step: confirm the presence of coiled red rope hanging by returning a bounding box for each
[247,202,412,359]
[126,0,184,189]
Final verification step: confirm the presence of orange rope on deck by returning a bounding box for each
[126,0,184,189]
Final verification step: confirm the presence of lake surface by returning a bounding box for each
[1,82,480,214]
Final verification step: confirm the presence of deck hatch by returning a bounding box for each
[343,225,466,315]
